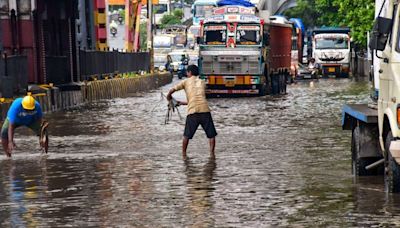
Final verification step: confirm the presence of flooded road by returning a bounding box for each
[1,78,400,227]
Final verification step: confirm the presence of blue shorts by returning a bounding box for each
[1,118,41,139]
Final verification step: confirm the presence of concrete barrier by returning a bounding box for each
[0,72,172,121]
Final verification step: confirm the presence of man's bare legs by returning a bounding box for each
[183,136,189,159]
[182,137,216,159]
[209,137,215,158]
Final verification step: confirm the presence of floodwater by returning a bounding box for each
[1,78,400,227]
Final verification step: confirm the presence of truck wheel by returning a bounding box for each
[352,126,382,176]
[259,83,267,96]
[279,74,285,94]
[384,131,400,193]
[283,75,287,94]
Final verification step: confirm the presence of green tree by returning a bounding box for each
[172,9,184,19]
[140,22,147,51]
[284,0,374,47]
[159,9,184,29]
[284,0,319,27]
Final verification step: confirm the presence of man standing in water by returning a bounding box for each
[167,65,217,159]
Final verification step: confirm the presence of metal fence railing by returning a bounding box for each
[79,50,150,80]
[0,55,28,98]
[351,51,371,78]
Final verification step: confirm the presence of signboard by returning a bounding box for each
[205,25,227,31]
[213,6,255,15]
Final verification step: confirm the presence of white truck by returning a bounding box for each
[154,0,170,26]
[312,27,351,77]
[342,0,400,192]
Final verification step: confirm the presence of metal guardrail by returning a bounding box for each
[351,52,371,78]
[79,50,150,80]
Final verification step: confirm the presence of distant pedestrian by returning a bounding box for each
[167,65,217,159]
[1,94,46,157]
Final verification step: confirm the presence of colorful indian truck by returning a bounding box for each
[197,4,292,96]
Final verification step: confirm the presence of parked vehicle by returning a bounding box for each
[341,0,400,192]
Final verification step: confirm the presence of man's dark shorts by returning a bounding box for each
[1,118,41,139]
[184,112,217,139]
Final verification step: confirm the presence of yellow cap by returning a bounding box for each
[22,94,36,110]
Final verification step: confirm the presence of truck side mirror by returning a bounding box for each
[369,17,393,51]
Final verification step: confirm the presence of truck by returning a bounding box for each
[312,27,351,78]
[341,0,400,192]
[164,25,188,47]
[192,0,219,26]
[154,0,171,27]
[153,34,174,54]
[197,2,292,96]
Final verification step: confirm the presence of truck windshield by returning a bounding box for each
[315,37,349,49]
[195,5,214,18]
[204,25,226,45]
[236,25,260,45]
[154,4,168,14]
[169,54,186,62]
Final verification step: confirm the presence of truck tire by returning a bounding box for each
[384,131,400,193]
[259,83,267,96]
[352,126,382,176]
[279,74,285,94]
[283,74,287,94]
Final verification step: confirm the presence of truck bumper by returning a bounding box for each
[390,140,400,164]
[205,85,261,95]
[321,64,349,77]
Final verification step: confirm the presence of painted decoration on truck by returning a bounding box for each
[205,25,227,31]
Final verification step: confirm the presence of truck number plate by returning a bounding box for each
[225,80,235,87]
[328,67,335,73]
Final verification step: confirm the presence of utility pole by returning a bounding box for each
[147,0,154,73]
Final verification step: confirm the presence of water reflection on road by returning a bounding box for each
[1,78,400,227]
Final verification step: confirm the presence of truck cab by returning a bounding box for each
[312,28,351,78]
[342,0,400,192]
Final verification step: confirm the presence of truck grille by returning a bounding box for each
[201,55,261,75]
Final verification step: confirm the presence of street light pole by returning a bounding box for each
[147,0,154,73]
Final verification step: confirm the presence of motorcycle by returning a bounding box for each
[110,27,117,37]
[177,60,188,79]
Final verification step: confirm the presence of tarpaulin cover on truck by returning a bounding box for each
[217,0,254,7]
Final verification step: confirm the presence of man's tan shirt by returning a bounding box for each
[173,76,211,115]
